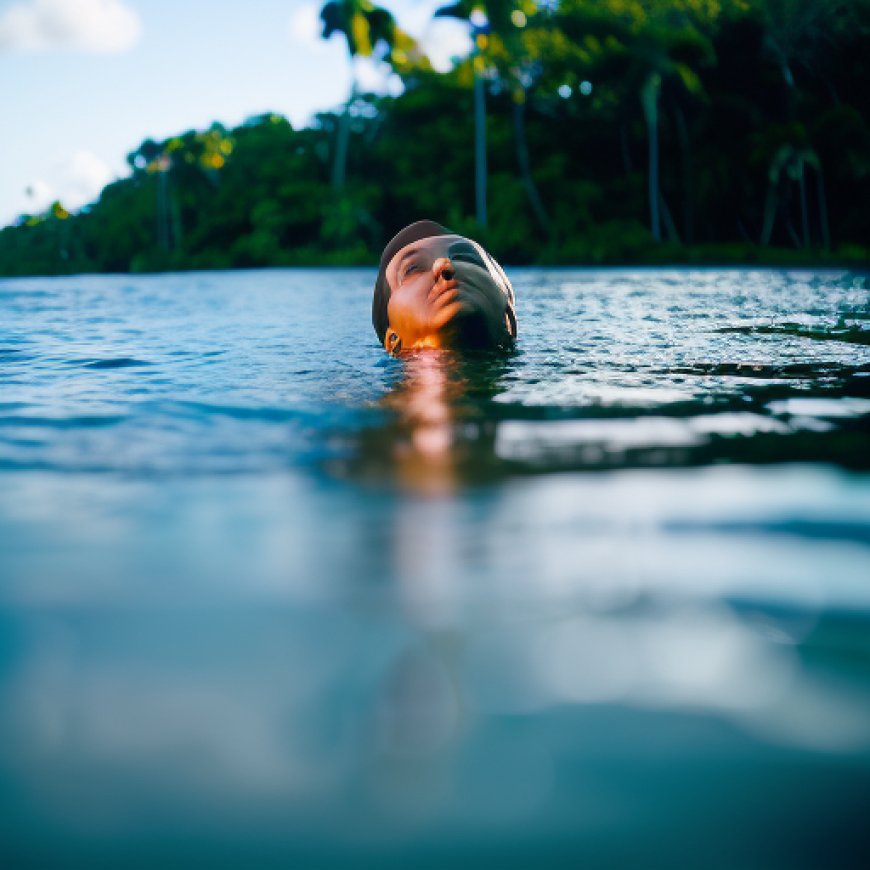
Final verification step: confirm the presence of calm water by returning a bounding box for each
[1,267,869,867]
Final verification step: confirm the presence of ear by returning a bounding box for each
[385,329,403,355]
[505,305,517,339]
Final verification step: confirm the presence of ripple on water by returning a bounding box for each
[80,357,154,369]
[0,413,127,429]
[717,323,870,345]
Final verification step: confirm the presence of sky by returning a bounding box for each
[0,0,471,227]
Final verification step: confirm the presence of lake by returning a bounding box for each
[1,267,869,867]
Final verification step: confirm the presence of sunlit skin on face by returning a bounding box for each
[384,235,515,353]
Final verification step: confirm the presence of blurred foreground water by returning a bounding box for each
[1,267,869,867]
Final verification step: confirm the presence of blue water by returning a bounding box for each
[1,267,870,867]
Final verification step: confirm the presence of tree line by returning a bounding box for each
[1,0,868,276]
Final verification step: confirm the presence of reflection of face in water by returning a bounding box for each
[349,222,517,491]
[372,221,517,354]
[346,351,511,494]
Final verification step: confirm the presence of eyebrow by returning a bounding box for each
[394,248,419,275]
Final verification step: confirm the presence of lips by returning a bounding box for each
[427,278,460,306]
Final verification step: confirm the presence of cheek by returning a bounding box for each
[388,284,430,333]
[464,275,505,314]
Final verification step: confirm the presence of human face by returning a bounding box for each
[384,235,515,352]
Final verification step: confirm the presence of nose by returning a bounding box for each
[433,257,455,281]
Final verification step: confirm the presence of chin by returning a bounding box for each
[440,309,510,351]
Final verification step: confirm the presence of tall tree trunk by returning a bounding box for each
[157,170,170,251]
[659,193,680,244]
[673,103,694,244]
[513,91,552,239]
[619,121,633,173]
[785,217,801,248]
[816,165,831,251]
[798,162,810,247]
[647,117,661,242]
[473,62,488,228]
[782,186,800,247]
[760,181,778,247]
[641,75,662,243]
[170,190,183,252]
[332,79,357,191]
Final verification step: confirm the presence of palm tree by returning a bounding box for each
[486,2,554,238]
[760,140,826,248]
[553,1,715,243]
[639,72,664,242]
[632,19,715,243]
[319,0,400,190]
[130,138,175,252]
[756,0,846,249]
[434,2,494,229]
[511,79,552,238]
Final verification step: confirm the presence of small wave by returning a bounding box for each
[0,414,125,429]
[82,358,153,369]
[663,518,870,546]
[166,400,364,432]
[168,350,226,358]
[0,347,31,362]
[172,400,305,423]
[717,324,870,345]
[661,362,870,379]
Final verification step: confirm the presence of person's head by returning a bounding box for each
[372,220,517,353]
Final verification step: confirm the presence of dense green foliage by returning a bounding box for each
[1,0,868,275]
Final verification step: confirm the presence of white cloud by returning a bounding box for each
[61,149,114,208]
[392,1,473,73]
[392,0,446,36]
[9,150,115,223]
[351,55,393,95]
[288,1,321,47]
[0,0,141,53]
[421,17,472,73]
[21,177,56,215]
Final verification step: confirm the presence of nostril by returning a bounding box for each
[433,258,455,281]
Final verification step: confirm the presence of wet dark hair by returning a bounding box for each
[372,220,451,345]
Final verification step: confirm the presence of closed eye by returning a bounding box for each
[400,262,420,281]
[447,241,486,269]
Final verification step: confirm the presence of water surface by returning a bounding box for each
[1,267,869,867]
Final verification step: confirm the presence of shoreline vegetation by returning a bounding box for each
[1,0,868,277]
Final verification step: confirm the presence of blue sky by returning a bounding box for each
[0,0,469,227]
